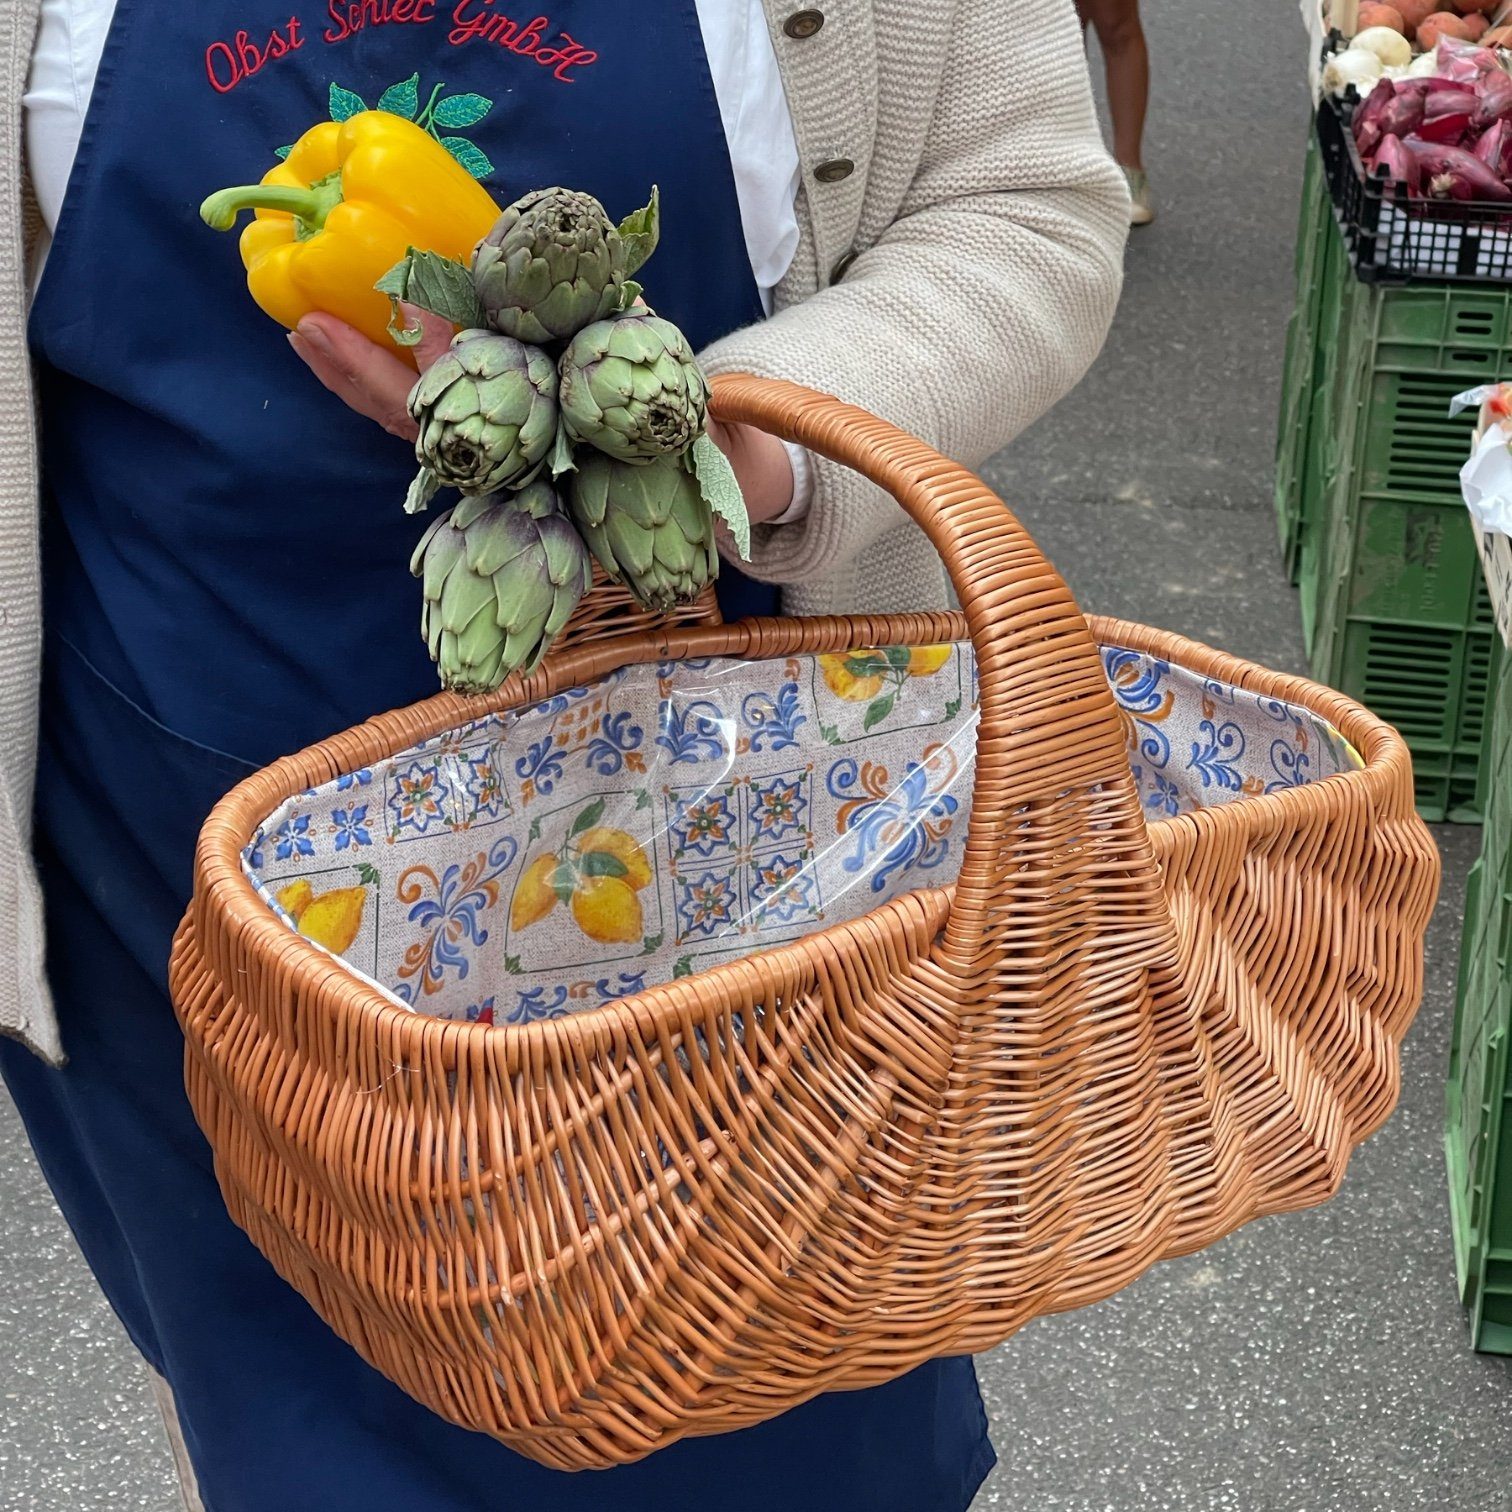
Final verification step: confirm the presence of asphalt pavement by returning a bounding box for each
[3,1,1508,1507]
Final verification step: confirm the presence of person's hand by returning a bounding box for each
[287,307,454,442]
[705,414,794,526]
[288,310,797,525]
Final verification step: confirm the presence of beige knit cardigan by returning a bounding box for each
[0,0,1127,1062]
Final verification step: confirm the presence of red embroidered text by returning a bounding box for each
[447,3,598,81]
[204,17,305,94]
[324,0,438,44]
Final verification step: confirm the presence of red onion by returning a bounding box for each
[1419,89,1478,143]
[1437,37,1500,82]
[1474,70,1512,129]
[1355,80,1396,157]
[1371,133,1421,192]
[1404,135,1512,200]
[1376,89,1427,140]
[1474,118,1512,178]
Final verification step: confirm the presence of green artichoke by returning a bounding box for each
[472,188,625,345]
[409,329,558,495]
[411,482,591,693]
[566,452,718,612]
[558,309,708,464]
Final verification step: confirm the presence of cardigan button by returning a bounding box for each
[830,249,858,283]
[813,157,854,184]
[783,10,825,38]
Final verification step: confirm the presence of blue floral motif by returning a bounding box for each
[1201,678,1238,706]
[656,699,729,764]
[827,754,959,893]
[676,870,740,941]
[593,971,648,1001]
[669,788,737,858]
[586,710,644,775]
[515,735,565,796]
[395,837,516,998]
[1188,720,1246,792]
[388,761,450,839]
[465,997,497,1025]
[656,657,714,680]
[507,985,571,1025]
[274,814,314,861]
[1257,695,1294,724]
[749,852,817,925]
[747,774,807,846]
[1145,773,1183,817]
[1267,736,1313,791]
[532,682,599,719]
[336,768,373,792]
[332,804,372,851]
[1103,649,1173,768]
[247,830,269,870]
[462,746,507,822]
[742,683,808,752]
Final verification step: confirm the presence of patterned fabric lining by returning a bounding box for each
[245,643,1361,1025]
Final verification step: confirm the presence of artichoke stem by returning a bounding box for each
[199,173,344,239]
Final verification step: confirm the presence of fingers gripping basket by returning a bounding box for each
[170,377,1440,1470]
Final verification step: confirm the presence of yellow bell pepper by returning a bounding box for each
[199,111,499,352]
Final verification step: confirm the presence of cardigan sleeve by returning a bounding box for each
[698,0,1129,588]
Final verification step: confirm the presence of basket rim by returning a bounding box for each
[182,612,1417,1060]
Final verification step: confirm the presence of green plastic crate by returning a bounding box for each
[1448,645,1512,1351]
[1275,132,1331,582]
[1301,278,1511,822]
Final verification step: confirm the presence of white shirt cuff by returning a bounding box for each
[771,440,814,525]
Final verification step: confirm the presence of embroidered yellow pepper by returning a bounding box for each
[199,111,499,351]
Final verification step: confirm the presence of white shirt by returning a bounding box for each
[24,0,811,518]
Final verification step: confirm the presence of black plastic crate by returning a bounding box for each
[1317,92,1512,286]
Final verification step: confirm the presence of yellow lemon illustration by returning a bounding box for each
[511,854,560,931]
[275,879,314,920]
[820,651,886,702]
[295,886,367,954]
[576,827,652,891]
[570,875,644,944]
[906,645,951,677]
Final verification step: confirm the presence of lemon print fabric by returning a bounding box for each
[816,644,962,738]
[509,798,655,946]
[275,863,378,955]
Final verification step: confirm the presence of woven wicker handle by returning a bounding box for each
[710,374,1154,968]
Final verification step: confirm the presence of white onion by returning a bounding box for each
[1351,26,1412,69]
[1409,47,1440,78]
[1323,48,1385,95]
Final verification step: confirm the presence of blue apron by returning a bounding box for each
[0,5,995,1509]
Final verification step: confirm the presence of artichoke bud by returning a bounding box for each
[411,482,591,694]
[408,329,558,496]
[566,451,718,612]
[472,188,626,346]
[558,309,709,465]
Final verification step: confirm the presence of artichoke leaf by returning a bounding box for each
[376,248,488,346]
[617,187,660,278]
[691,435,750,560]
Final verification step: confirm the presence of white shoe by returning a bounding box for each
[1124,167,1155,226]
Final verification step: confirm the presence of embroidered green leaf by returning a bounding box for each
[442,136,494,180]
[356,862,381,887]
[673,954,694,978]
[883,646,912,671]
[618,187,661,277]
[863,693,897,732]
[691,434,750,560]
[570,797,607,836]
[329,83,367,122]
[550,865,577,905]
[404,467,441,516]
[642,933,665,957]
[504,953,523,974]
[579,850,629,879]
[376,248,486,344]
[378,73,421,120]
[527,817,542,843]
[432,93,492,129]
[821,722,840,745]
[634,789,652,811]
[845,653,891,679]
[945,697,962,720]
[274,145,294,160]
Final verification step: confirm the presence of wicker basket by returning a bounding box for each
[170,376,1441,1470]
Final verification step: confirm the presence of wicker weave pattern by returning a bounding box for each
[170,378,1440,1469]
